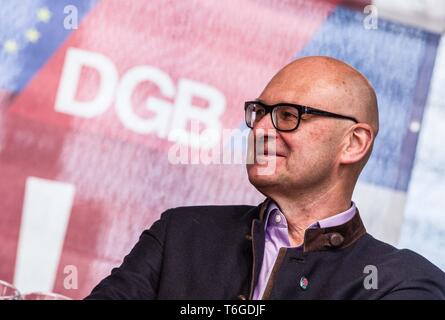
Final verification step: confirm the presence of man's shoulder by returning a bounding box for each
[362,234,431,260]
[159,204,259,227]
[358,234,445,285]
[166,204,257,214]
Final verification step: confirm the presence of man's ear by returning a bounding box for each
[340,124,374,165]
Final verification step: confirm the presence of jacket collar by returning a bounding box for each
[247,198,269,299]
[302,208,366,252]
[255,197,366,252]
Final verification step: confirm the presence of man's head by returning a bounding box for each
[246,56,378,200]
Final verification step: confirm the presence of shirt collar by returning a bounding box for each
[263,200,357,232]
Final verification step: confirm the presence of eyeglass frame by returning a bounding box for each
[244,100,359,132]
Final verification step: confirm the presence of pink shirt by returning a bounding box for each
[252,201,357,300]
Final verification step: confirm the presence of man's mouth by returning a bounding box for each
[253,152,283,168]
[261,148,286,157]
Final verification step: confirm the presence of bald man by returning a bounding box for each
[87,56,445,300]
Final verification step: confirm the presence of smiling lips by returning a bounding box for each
[261,150,285,157]
[252,132,287,158]
[256,142,286,157]
[256,147,286,159]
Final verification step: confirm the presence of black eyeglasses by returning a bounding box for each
[244,100,358,132]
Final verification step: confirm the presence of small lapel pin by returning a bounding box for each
[300,276,309,290]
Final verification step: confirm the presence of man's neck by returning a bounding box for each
[267,184,352,247]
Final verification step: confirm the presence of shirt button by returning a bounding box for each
[274,213,282,224]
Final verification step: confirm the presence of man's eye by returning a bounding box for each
[281,111,297,119]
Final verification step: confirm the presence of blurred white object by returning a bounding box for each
[21,292,71,300]
[374,0,445,33]
[14,177,75,294]
[0,280,21,300]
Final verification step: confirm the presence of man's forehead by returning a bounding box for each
[258,78,344,107]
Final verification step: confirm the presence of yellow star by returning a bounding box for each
[3,40,18,53]
[25,28,41,43]
[37,7,52,23]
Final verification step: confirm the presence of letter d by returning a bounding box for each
[55,47,117,118]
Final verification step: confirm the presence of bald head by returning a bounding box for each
[262,56,379,136]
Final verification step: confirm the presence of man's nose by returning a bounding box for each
[252,114,277,149]
[253,112,275,131]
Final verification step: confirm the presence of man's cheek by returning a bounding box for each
[307,125,329,142]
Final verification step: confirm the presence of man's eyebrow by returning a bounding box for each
[254,99,291,105]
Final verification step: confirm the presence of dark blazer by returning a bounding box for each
[86,200,445,299]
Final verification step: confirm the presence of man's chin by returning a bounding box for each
[247,156,281,174]
[247,164,280,187]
